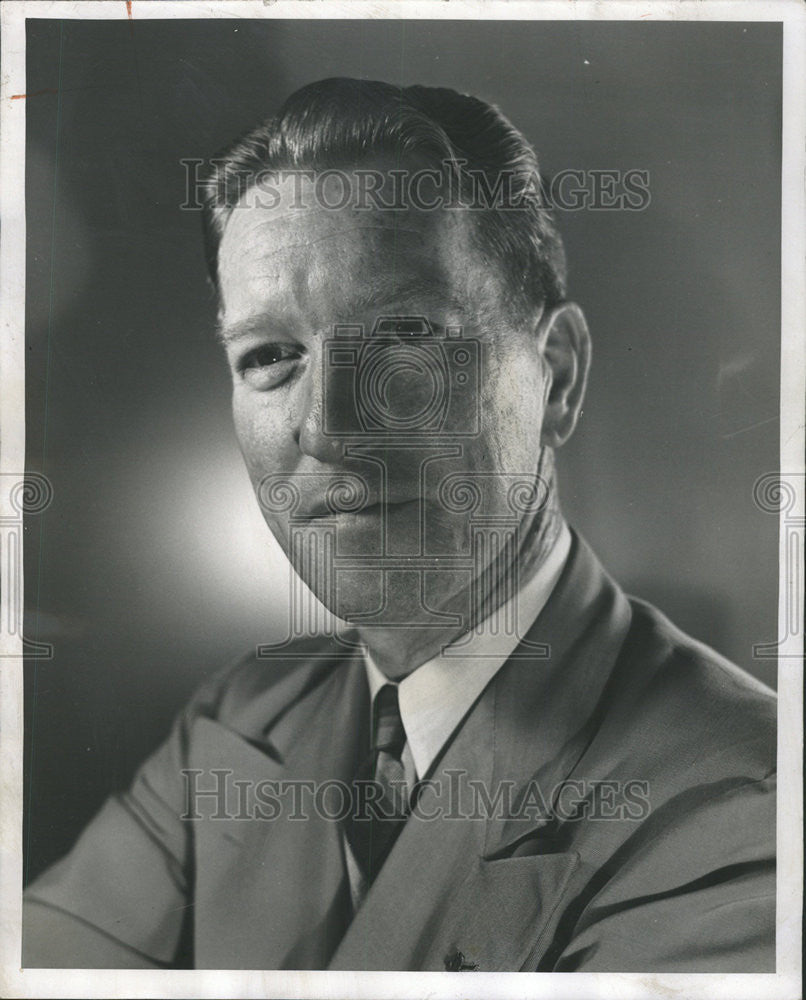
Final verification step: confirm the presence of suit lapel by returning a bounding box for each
[192,649,369,969]
[330,533,632,971]
[485,533,633,857]
[327,679,496,971]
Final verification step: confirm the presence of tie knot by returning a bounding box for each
[373,684,406,755]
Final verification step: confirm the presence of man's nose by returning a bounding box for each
[296,345,360,462]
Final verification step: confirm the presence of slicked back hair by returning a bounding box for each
[202,77,567,318]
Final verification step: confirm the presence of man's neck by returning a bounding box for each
[358,474,565,680]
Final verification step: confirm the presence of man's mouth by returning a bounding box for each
[300,497,420,521]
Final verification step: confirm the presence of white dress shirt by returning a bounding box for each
[344,521,572,909]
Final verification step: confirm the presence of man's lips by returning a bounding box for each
[299,497,420,521]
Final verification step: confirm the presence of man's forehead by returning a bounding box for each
[219,188,462,257]
[217,195,482,326]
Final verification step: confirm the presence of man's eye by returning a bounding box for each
[238,344,302,389]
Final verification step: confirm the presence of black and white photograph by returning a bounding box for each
[0,2,803,997]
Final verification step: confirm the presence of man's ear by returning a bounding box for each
[536,302,591,448]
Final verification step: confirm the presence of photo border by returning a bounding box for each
[1,2,802,997]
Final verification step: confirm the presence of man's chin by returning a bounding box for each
[305,566,472,630]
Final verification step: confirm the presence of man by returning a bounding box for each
[23,78,776,972]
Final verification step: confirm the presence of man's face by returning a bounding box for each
[218,173,553,628]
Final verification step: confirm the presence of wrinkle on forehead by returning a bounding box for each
[218,180,464,260]
[222,223,428,270]
[217,198,512,334]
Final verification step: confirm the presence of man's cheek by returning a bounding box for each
[232,397,257,456]
[233,403,282,470]
[483,363,545,464]
[262,514,291,553]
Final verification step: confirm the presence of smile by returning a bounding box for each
[302,498,421,522]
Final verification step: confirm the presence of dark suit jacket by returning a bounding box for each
[23,533,776,971]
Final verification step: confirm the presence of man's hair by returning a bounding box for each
[201,77,567,315]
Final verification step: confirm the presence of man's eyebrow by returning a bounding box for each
[216,316,274,345]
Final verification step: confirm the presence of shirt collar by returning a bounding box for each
[362,520,571,780]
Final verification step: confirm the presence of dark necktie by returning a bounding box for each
[345,683,411,885]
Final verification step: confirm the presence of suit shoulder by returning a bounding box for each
[602,597,776,781]
[628,596,776,696]
[185,633,358,728]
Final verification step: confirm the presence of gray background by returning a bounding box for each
[23,18,781,881]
